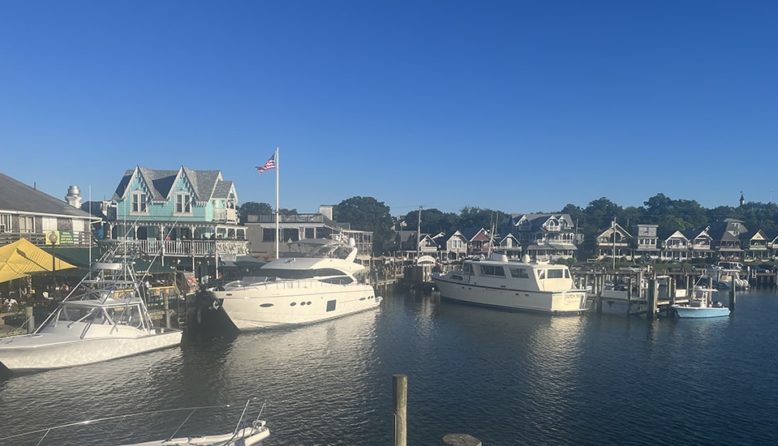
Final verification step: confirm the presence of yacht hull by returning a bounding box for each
[121,425,269,446]
[215,285,381,331]
[671,305,730,318]
[0,330,182,372]
[433,278,587,314]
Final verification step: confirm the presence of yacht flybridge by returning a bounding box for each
[0,256,182,372]
[432,254,587,314]
[210,238,382,331]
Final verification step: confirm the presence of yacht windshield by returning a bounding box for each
[258,268,349,280]
[280,241,354,260]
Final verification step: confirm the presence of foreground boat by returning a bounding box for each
[671,287,730,319]
[210,238,382,331]
[0,258,181,372]
[1,399,269,446]
[432,254,587,314]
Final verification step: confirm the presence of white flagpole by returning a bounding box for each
[275,147,280,259]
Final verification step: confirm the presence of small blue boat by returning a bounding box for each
[672,287,730,319]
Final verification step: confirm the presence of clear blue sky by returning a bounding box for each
[1,1,776,216]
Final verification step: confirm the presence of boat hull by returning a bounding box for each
[0,330,182,372]
[215,284,381,331]
[121,425,269,446]
[671,305,730,318]
[432,278,587,314]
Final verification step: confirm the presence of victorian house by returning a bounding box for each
[510,213,577,260]
[595,222,631,259]
[0,172,96,247]
[496,233,522,259]
[110,166,248,259]
[445,230,469,260]
[710,218,748,261]
[660,230,689,261]
[466,228,494,257]
[688,227,715,260]
[632,224,660,260]
[741,229,770,262]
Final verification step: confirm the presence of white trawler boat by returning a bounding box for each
[0,258,182,372]
[432,254,587,314]
[211,238,382,331]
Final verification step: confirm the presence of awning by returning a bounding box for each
[0,238,77,283]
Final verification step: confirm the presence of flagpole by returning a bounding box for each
[275,147,280,259]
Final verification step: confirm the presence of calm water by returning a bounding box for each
[1,290,777,445]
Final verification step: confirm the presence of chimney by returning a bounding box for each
[319,205,334,220]
[65,185,82,208]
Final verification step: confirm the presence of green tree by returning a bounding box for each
[334,196,395,255]
[401,208,459,236]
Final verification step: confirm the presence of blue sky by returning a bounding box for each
[1,1,776,216]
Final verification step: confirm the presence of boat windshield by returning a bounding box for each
[258,268,349,280]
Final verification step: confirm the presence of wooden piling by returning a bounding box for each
[595,273,603,314]
[729,274,737,311]
[393,374,408,446]
[647,276,657,320]
[163,292,171,328]
[442,433,482,446]
[25,305,35,334]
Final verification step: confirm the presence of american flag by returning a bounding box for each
[256,154,276,174]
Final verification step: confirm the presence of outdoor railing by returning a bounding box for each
[101,239,249,257]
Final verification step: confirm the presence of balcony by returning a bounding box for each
[101,239,249,257]
[0,231,92,247]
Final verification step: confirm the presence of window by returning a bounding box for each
[463,263,474,275]
[42,217,57,231]
[131,192,147,213]
[19,215,35,233]
[547,269,564,279]
[175,193,191,214]
[479,265,505,277]
[262,228,276,242]
[0,213,12,232]
[326,300,337,312]
[510,268,530,279]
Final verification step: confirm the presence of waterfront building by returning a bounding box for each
[509,213,578,260]
[496,233,523,259]
[688,227,715,260]
[741,229,770,262]
[0,172,96,247]
[109,166,248,259]
[710,218,748,261]
[631,224,660,261]
[246,205,372,261]
[466,227,494,257]
[444,230,469,260]
[595,222,631,260]
[660,230,689,261]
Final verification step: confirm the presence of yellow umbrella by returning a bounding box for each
[0,238,77,284]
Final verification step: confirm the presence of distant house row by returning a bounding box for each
[595,218,775,262]
[400,213,778,263]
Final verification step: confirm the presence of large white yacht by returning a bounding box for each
[0,259,182,372]
[211,239,382,331]
[432,254,587,314]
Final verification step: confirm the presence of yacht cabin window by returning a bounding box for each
[463,263,474,275]
[510,268,530,279]
[479,265,505,277]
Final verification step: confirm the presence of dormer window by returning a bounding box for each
[176,193,192,214]
[131,192,147,213]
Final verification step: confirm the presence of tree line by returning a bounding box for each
[240,193,778,257]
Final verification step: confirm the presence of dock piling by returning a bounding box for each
[730,274,737,311]
[393,374,408,446]
[25,305,35,334]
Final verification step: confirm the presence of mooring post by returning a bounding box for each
[394,374,408,446]
[596,273,603,314]
[730,274,737,311]
[25,305,35,334]
[647,276,657,320]
[163,291,171,329]
[442,433,482,446]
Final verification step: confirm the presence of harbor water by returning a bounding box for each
[1,289,777,445]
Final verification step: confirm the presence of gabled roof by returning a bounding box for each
[212,180,234,199]
[113,166,231,202]
[664,230,689,242]
[0,172,94,219]
[511,213,575,231]
[446,230,468,243]
[597,223,631,239]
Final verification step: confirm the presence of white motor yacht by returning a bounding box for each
[432,254,587,314]
[0,259,182,372]
[211,239,382,331]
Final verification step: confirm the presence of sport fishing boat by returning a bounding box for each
[210,238,382,331]
[432,254,587,313]
[1,399,269,446]
[0,258,182,372]
[671,287,730,318]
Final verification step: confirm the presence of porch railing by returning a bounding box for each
[101,239,249,257]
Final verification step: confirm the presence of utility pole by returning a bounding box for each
[612,218,616,271]
[416,206,422,260]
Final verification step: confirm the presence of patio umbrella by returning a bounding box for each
[0,238,76,284]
